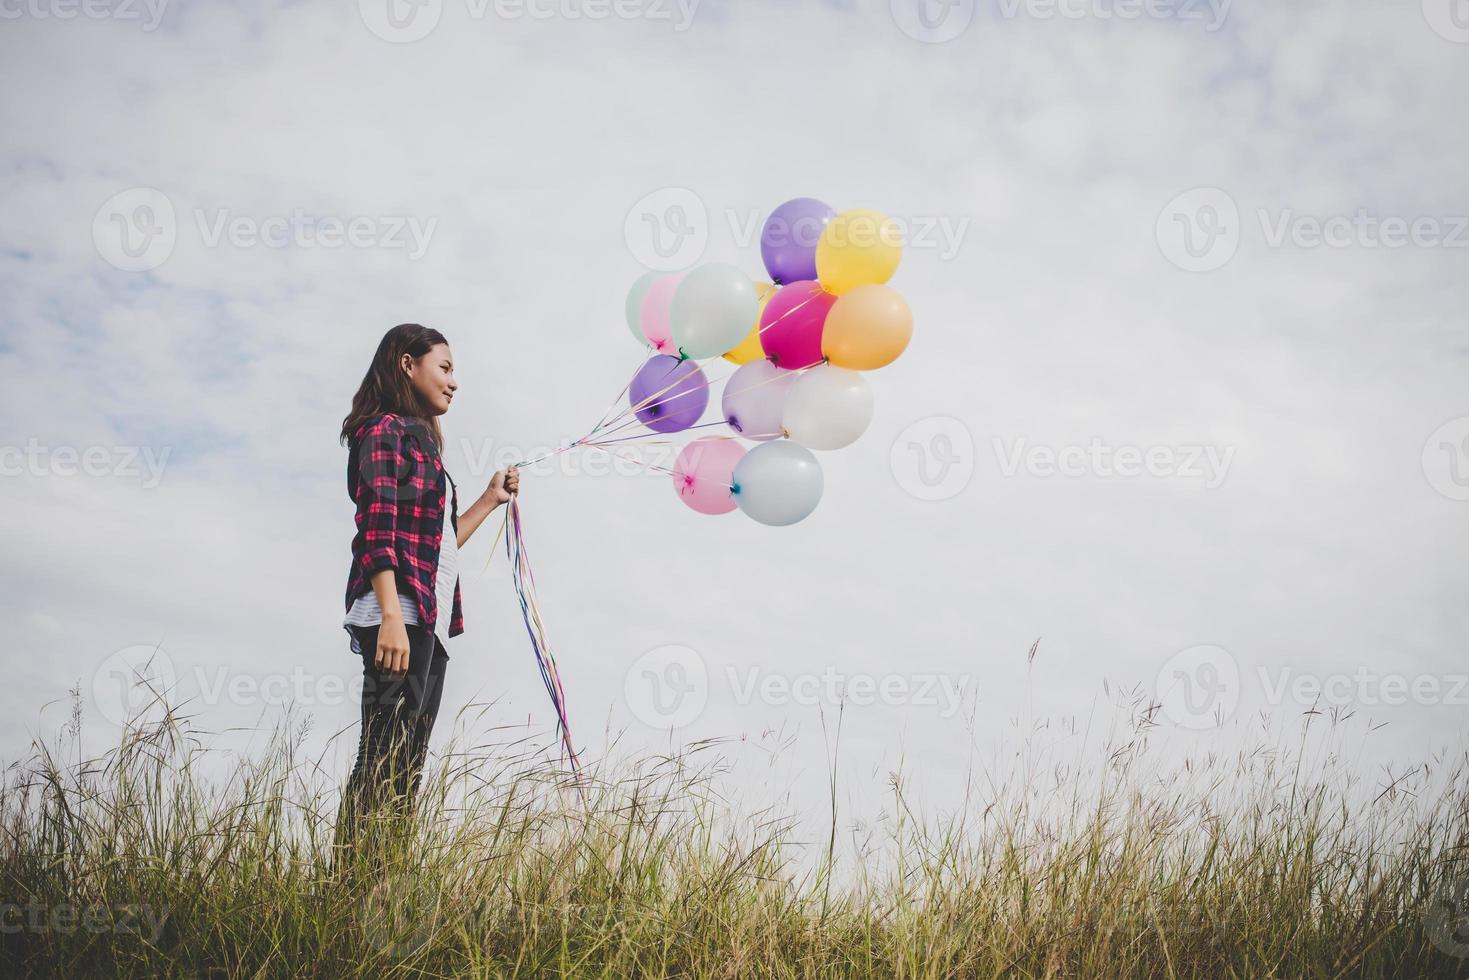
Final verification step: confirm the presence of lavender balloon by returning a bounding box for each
[722,359,797,441]
[760,197,835,285]
[629,355,709,433]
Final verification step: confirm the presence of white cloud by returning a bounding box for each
[1,0,1466,825]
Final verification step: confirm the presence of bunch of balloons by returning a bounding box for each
[496,198,912,781]
[613,197,913,526]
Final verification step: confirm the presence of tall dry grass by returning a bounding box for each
[1,685,1467,978]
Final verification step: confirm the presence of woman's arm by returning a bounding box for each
[457,466,519,548]
[356,415,413,675]
[370,568,411,674]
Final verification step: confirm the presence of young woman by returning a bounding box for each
[334,323,519,856]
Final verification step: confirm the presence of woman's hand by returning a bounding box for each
[376,614,411,675]
[487,466,520,505]
[455,465,521,549]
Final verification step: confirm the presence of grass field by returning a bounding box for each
[2,687,1467,978]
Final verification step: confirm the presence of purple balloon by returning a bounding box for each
[629,355,709,433]
[760,197,835,285]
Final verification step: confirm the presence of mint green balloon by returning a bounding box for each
[624,270,663,347]
[669,263,760,359]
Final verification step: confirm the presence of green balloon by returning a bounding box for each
[624,270,663,348]
[669,262,760,359]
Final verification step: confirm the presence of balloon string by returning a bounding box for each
[754,287,826,337]
[577,441,693,483]
[512,442,579,469]
[587,350,652,436]
[578,435,777,492]
[505,495,586,794]
[583,420,731,448]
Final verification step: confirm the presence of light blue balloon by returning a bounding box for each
[732,439,824,526]
[670,262,759,360]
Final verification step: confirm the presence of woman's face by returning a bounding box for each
[403,343,457,415]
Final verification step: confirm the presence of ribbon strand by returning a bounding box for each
[504,495,585,791]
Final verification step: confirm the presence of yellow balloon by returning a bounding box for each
[721,281,778,364]
[822,284,913,370]
[815,208,903,295]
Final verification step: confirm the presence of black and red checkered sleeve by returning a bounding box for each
[355,413,407,578]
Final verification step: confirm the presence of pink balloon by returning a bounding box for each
[759,280,835,370]
[671,437,747,515]
[639,272,686,355]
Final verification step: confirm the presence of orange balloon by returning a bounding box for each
[821,284,912,370]
[722,281,778,364]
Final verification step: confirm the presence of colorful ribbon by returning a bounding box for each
[502,495,584,786]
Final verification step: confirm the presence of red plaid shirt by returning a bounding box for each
[344,413,464,637]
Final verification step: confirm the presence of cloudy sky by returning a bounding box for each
[2,0,1467,827]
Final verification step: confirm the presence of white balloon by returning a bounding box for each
[732,440,824,526]
[670,263,759,359]
[781,365,873,450]
[722,359,798,442]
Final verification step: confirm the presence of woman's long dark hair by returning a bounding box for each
[340,323,449,449]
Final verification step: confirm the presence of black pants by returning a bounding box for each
[333,622,448,861]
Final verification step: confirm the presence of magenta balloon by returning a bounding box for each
[759,280,835,370]
[639,272,685,355]
[672,437,746,515]
[629,354,708,433]
[760,197,835,285]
